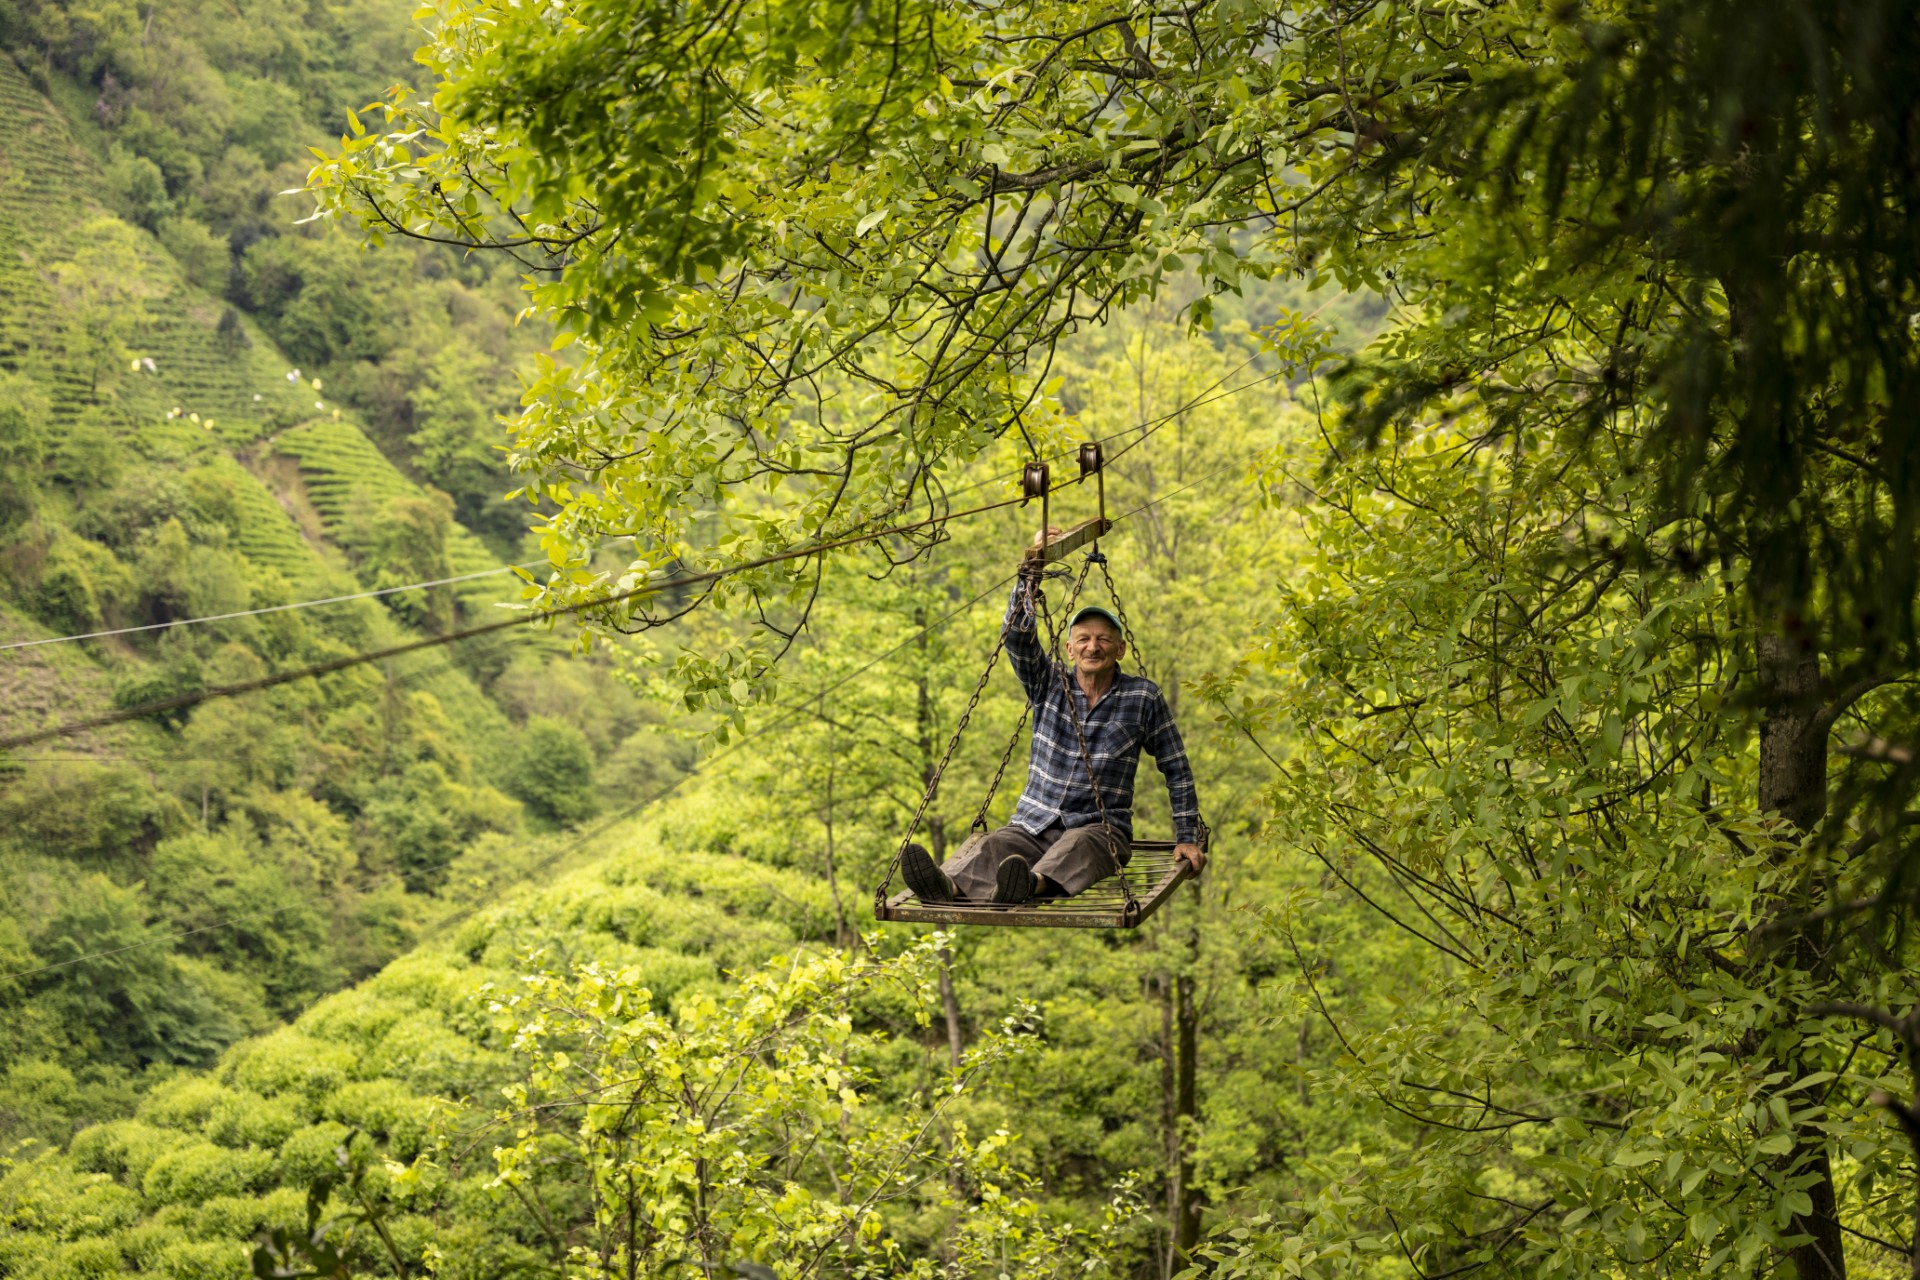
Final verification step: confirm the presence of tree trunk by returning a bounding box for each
[1296,1017,1312,1105]
[1756,630,1826,833]
[918,636,965,1068]
[937,949,963,1070]
[822,702,849,950]
[1159,887,1205,1276]
[1903,1086,1920,1280]
[1756,592,1846,1280]
[1157,971,1176,1280]
[1172,969,1202,1262]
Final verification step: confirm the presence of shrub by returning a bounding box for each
[275,1121,358,1188]
[155,217,231,294]
[14,1234,125,1279]
[105,146,172,229]
[136,1078,235,1131]
[148,1237,249,1280]
[214,306,251,351]
[295,990,410,1052]
[507,717,600,828]
[321,1080,433,1160]
[35,531,133,633]
[189,1191,282,1240]
[68,1120,177,1181]
[359,1016,502,1098]
[0,766,181,862]
[0,1062,82,1150]
[0,373,48,531]
[140,1141,273,1206]
[202,1092,301,1150]
[223,1030,357,1103]
[49,416,122,491]
[117,1221,193,1270]
[0,1151,143,1241]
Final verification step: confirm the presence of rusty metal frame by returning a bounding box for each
[874,839,1199,930]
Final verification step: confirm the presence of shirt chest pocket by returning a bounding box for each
[1096,714,1146,756]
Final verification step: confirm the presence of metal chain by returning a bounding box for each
[876,622,1014,909]
[971,565,1082,832]
[1093,554,1146,677]
[1039,560,1139,915]
[1094,553,1206,875]
[880,552,1139,914]
[972,704,1030,832]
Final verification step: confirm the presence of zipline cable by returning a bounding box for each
[0,561,550,653]
[0,368,1257,657]
[936,357,1279,503]
[3,346,1290,657]
[0,455,1245,983]
[0,488,1063,751]
[415,569,1037,941]
[934,284,1344,503]
[0,570,1020,983]
[2,354,1282,748]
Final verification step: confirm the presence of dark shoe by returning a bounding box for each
[992,855,1037,905]
[901,843,957,903]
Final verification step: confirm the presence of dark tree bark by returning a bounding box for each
[932,816,964,1068]
[1756,629,1827,833]
[1754,558,1847,1280]
[1156,970,1176,1280]
[1172,968,1202,1261]
[1157,885,1205,1277]
[915,621,967,1069]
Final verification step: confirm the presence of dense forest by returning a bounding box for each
[3,1,1919,1279]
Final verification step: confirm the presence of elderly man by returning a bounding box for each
[899,555,1206,905]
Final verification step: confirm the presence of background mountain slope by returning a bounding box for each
[0,39,687,1143]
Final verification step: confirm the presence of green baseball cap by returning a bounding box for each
[1067,605,1124,634]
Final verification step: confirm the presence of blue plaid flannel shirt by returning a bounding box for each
[1002,576,1202,844]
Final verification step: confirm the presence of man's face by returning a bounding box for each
[1067,618,1124,679]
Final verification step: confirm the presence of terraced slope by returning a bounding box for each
[201,454,334,586]
[0,54,310,436]
[0,53,528,760]
[273,417,544,627]
[0,59,78,391]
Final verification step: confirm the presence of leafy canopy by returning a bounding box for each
[314,0,1919,743]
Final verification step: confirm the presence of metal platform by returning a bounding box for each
[874,839,1197,929]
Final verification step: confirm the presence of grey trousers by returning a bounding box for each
[942,823,1132,901]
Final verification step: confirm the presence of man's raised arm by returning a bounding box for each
[1003,567,1054,705]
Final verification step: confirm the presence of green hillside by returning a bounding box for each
[0,46,526,758]
[0,834,845,1280]
[0,56,311,438]
[271,418,529,622]
[0,779,1322,1280]
[0,34,680,1156]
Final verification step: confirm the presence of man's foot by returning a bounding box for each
[901,843,957,903]
[992,855,1037,905]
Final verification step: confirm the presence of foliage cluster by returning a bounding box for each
[307,0,1920,1276]
[0,842,1149,1280]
